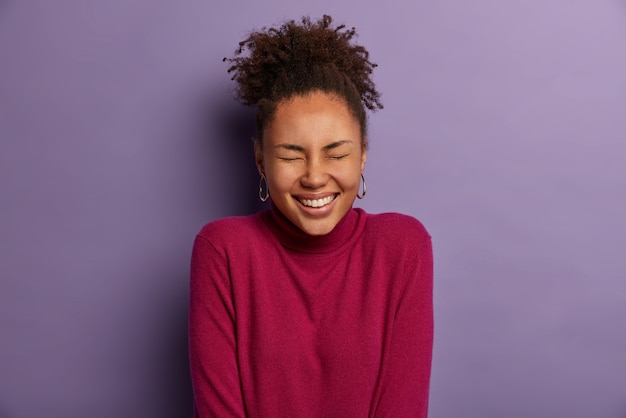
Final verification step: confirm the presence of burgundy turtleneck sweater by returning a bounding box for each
[189,205,433,417]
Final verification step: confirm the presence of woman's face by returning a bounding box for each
[256,91,366,236]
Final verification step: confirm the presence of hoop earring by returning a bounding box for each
[259,174,270,202]
[357,173,367,199]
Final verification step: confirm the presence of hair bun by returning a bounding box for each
[224,15,383,112]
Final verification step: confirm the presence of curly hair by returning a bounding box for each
[224,15,383,148]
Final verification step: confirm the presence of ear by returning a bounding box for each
[360,143,367,173]
[254,139,264,175]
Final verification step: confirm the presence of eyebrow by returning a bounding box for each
[274,143,305,152]
[274,140,353,152]
[323,140,352,151]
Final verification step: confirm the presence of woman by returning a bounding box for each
[189,15,433,417]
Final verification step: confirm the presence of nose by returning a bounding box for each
[300,158,328,189]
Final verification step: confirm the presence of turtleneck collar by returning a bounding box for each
[261,201,366,254]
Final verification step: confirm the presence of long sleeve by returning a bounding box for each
[189,210,433,417]
[372,233,434,418]
[189,235,246,418]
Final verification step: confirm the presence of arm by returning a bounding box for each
[189,235,246,417]
[373,234,434,418]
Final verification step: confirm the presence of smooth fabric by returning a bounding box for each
[189,205,433,417]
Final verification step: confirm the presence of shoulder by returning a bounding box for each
[196,213,265,247]
[364,211,431,245]
[360,211,433,293]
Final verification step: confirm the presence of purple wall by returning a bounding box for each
[2,1,625,417]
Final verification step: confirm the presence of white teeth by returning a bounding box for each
[299,195,335,208]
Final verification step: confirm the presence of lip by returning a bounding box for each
[292,193,339,216]
[293,192,337,200]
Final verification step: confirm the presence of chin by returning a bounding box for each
[297,220,337,236]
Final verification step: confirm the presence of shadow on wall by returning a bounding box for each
[161,89,267,416]
[155,278,194,418]
[206,88,269,216]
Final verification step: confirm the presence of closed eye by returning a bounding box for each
[327,154,348,160]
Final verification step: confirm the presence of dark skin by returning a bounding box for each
[254,91,366,236]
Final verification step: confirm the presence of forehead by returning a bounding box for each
[264,92,361,145]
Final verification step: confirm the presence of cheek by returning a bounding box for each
[344,175,362,192]
[335,164,363,189]
[266,165,298,193]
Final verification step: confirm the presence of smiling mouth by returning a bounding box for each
[297,194,337,208]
